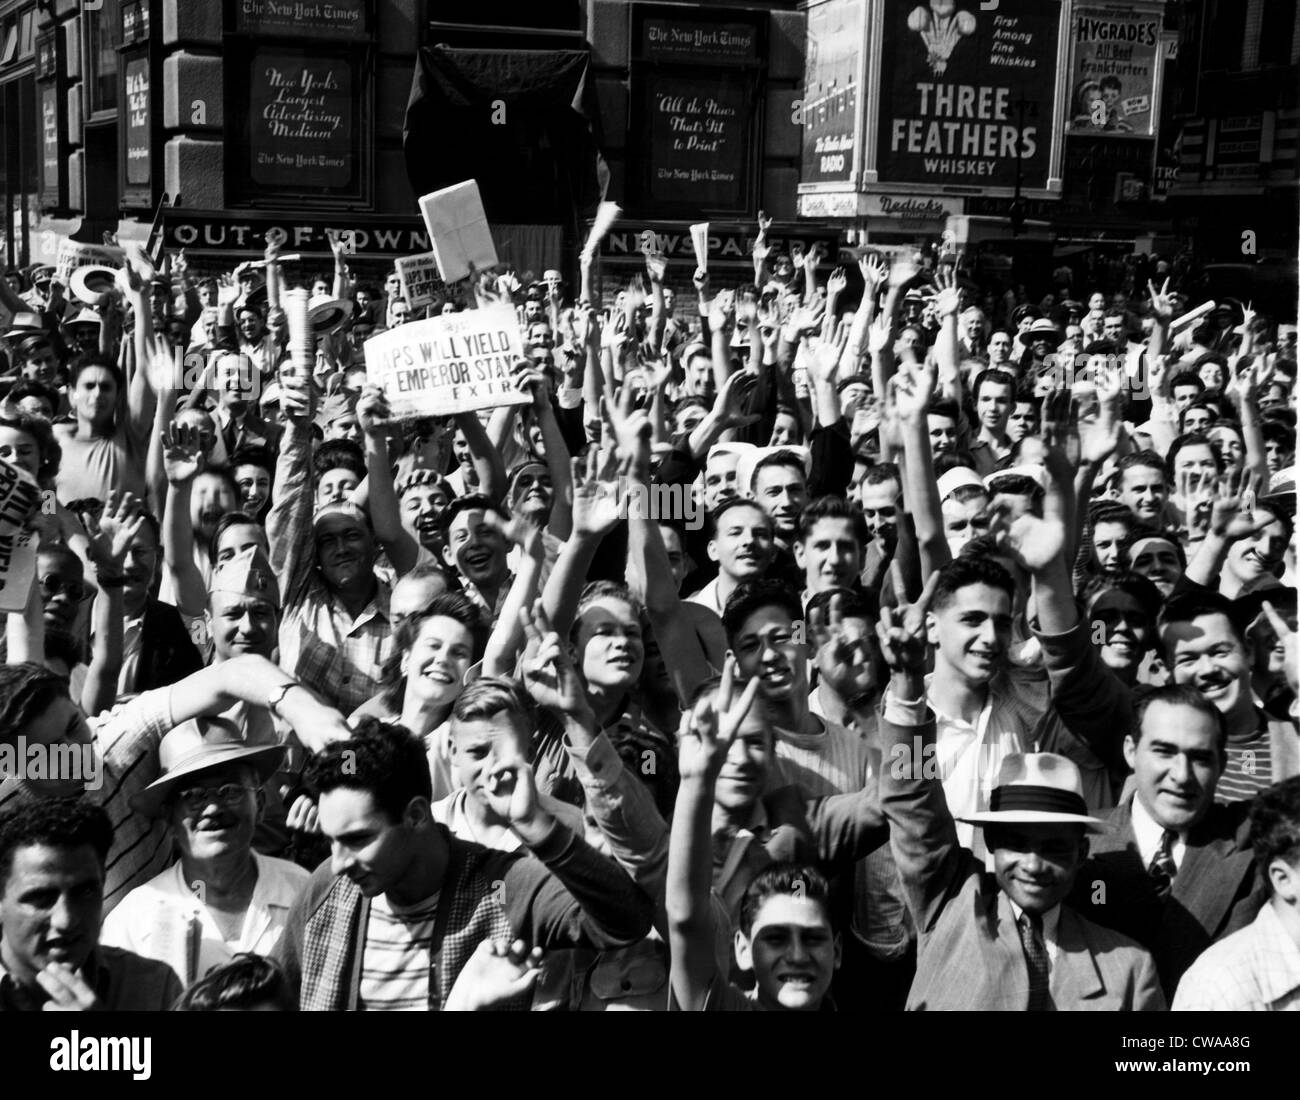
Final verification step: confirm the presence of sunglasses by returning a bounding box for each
[40,574,89,602]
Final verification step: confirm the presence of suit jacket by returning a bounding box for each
[135,598,205,693]
[1068,794,1266,998]
[880,714,1165,1012]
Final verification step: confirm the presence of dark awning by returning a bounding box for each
[403,46,608,231]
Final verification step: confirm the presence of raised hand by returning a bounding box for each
[1147,277,1174,325]
[444,939,545,1011]
[707,289,735,332]
[570,448,625,538]
[809,334,847,386]
[988,503,1067,576]
[714,368,761,430]
[876,573,940,675]
[826,267,848,300]
[859,252,888,293]
[808,593,880,703]
[867,311,893,354]
[512,359,552,411]
[644,246,667,285]
[519,600,587,716]
[787,300,825,338]
[484,510,544,563]
[933,266,960,318]
[756,210,773,237]
[892,357,936,424]
[1260,600,1298,696]
[482,758,541,830]
[86,491,145,572]
[602,390,652,474]
[1206,469,1271,541]
[1076,362,1124,464]
[1224,359,1262,413]
[355,385,391,438]
[160,422,206,484]
[676,654,760,782]
[692,266,709,296]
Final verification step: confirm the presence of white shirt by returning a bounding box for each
[1008,900,1062,968]
[1174,902,1300,1011]
[100,852,309,986]
[1129,792,1188,872]
[432,788,586,852]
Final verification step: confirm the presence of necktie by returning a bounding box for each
[1147,829,1177,899]
[1016,911,1051,1012]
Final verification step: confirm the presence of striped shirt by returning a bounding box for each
[0,687,175,914]
[1217,721,1275,805]
[358,891,442,1011]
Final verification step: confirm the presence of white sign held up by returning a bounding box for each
[364,303,530,419]
[54,240,124,287]
[417,180,498,285]
[396,252,444,312]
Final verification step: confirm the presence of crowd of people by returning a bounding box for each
[0,212,1295,1012]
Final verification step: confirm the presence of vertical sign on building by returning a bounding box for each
[1066,5,1161,138]
[35,30,66,211]
[871,0,1069,197]
[800,0,867,188]
[120,44,154,208]
[629,4,767,217]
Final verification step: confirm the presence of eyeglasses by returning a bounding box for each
[40,574,88,602]
[176,783,256,812]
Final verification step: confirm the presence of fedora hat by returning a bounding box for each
[1018,318,1063,349]
[69,264,121,307]
[960,753,1109,833]
[29,265,55,291]
[308,294,353,336]
[3,311,47,342]
[63,307,103,331]
[129,715,285,819]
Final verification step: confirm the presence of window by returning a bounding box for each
[86,0,121,116]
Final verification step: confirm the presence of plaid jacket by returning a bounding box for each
[275,824,653,1010]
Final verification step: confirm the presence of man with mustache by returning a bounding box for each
[99,718,308,986]
[687,498,775,617]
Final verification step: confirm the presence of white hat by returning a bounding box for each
[959,753,1109,833]
[938,466,985,502]
[69,265,121,307]
[985,465,1048,492]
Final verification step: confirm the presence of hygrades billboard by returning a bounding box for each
[1066,5,1161,138]
[871,0,1070,197]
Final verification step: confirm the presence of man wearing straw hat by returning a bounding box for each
[100,716,308,987]
[877,580,1165,1010]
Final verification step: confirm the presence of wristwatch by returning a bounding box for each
[266,681,301,719]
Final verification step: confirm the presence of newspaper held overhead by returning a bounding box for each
[417,181,498,285]
[396,252,445,312]
[364,303,531,419]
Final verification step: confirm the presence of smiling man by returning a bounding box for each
[751,450,809,551]
[1159,591,1299,803]
[1069,685,1267,998]
[1114,451,1171,529]
[687,499,775,616]
[276,719,652,1010]
[922,558,1040,857]
[795,497,866,602]
[880,633,1164,1009]
[100,719,308,987]
[439,494,513,617]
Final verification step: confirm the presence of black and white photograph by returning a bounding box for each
[0,0,1295,1082]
